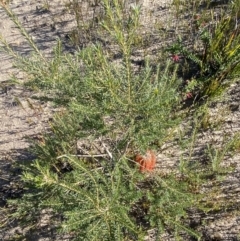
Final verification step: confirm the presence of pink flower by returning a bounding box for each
[171,54,180,62]
[186,92,193,99]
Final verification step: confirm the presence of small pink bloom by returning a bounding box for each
[186,92,193,99]
[172,54,180,62]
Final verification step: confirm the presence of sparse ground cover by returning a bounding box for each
[0,0,240,240]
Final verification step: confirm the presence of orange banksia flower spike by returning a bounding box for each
[135,150,156,172]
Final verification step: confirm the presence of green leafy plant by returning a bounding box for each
[20,156,145,241]
[145,173,201,240]
[166,0,240,98]
[0,1,202,240]
[0,0,181,152]
[9,150,202,240]
[207,134,240,174]
[2,0,240,240]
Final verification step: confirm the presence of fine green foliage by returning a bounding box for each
[145,174,201,240]
[1,0,181,152]
[1,0,240,240]
[167,0,240,98]
[13,154,199,241]
[21,157,145,241]
[70,46,180,150]
[0,1,190,239]
[207,134,240,174]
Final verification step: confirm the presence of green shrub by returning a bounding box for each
[8,153,201,241]
[1,1,224,240]
[0,0,181,152]
[166,0,240,98]
[21,156,145,241]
